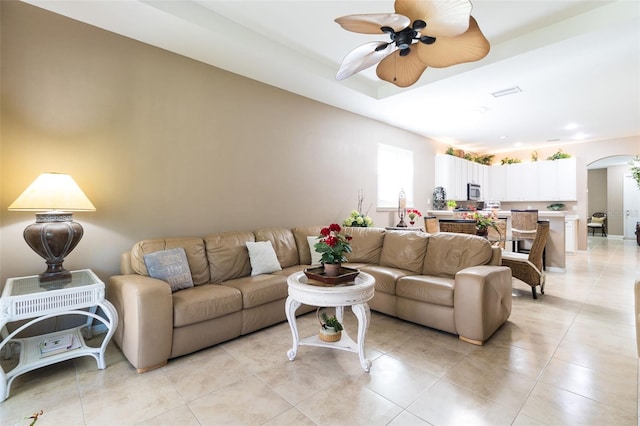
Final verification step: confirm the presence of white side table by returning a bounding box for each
[0,269,118,402]
[285,271,375,372]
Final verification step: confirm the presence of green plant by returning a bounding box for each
[446,200,457,208]
[320,311,343,332]
[630,156,640,190]
[500,157,521,165]
[343,189,373,227]
[445,146,455,155]
[463,153,473,161]
[462,210,498,233]
[547,149,571,160]
[531,150,538,162]
[473,154,494,165]
[314,224,352,264]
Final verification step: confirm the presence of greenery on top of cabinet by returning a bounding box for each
[547,149,571,160]
[445,146,494,165]
[500,157,521,165]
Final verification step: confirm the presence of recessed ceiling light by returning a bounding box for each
[491,86,522,97]
[514,142,523,147]
[499,135,508,139]
[564,123,579,130]
[573,133,588,140]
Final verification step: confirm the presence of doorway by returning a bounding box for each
[623,173,640,240]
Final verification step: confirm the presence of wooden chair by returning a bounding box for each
[488,218,507,248]
[501,221,550,299]
[438,219,476,235]
[587,212,607,236]
[424,216,439,234]
[511,209,538,253]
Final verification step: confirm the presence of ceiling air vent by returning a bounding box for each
[491,86,522,97]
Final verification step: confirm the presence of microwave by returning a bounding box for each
[467,183,481,201]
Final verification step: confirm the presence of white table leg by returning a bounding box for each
[352,303,371,372]
[285,297,301,361]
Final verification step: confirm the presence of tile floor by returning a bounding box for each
[1,237,638,425]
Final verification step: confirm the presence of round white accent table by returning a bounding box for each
[285,270,375,372]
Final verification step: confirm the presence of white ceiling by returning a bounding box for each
[23,0,640,154]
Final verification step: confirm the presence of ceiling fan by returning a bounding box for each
[335,0,490,87]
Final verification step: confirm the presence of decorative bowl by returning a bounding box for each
[547,203,565,211]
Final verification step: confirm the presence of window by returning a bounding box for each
[377,143,414,209]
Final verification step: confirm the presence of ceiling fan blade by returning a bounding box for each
[395,0,472,37]
[416,17,489,68]
[336,42,395,81]
[376,50,427,87]
[335,13,410,34]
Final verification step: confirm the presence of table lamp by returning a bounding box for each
[8,173,96,283]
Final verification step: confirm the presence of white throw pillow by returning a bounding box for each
[143,247,194,292]
[307,236,323,266]
[246,241,282,276]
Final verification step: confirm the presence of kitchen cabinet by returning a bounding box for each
[435,155,576,202]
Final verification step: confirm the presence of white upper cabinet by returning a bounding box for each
[436,155,577,202]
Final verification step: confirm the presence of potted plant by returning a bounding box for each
[630,156,640,190]
[318,309,343,342]
[343,189,374,227]
[406,208,422,225]
[462,210,499,237]
[446,200,457,210]
[313,224,352,277]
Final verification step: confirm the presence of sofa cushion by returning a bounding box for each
[359,265,416,296]
[344,227,386,264]
[143,248,194,292]
[172,284,242,327]
[254,227,299,268]
[246,241,282,275]
[379,231,429,274]
[307,236,323,266]
[131,237,209,285]
[292,226,322,265]
[205,231,255,283]
[222,274,288,309]
[422,233,493,278]
[396,275,455,307]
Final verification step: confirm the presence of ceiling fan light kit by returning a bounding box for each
[335,0,490,87]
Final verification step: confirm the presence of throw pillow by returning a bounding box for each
[591,216,605,224]
[307,236,323,266]
[143,247,194,292]
[246,241,282,276]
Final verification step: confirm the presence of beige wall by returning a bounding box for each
[1,2,638,284]
[587,169,607,217]
[0,1,440,283]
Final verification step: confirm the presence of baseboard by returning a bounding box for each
[546,266,565,273]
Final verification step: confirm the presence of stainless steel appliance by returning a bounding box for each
[467,183,481,201]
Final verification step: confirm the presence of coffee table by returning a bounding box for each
[285,270,375,372]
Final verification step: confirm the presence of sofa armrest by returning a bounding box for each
[107,274,173,372]
[453,265,512,345]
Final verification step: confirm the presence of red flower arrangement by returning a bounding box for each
[314,224,352,264]
[407,209,422,224]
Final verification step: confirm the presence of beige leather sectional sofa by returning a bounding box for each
[108,226,512,372]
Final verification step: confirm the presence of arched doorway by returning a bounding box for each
[587,155,637,242]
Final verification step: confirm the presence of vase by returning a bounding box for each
[409,220,415,225]
[476,228,488,238]
[323,263,341,277]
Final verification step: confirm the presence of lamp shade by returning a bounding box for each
[9,172,95,284]
[9,173,95,212]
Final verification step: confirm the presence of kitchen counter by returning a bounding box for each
[426,210,567,270]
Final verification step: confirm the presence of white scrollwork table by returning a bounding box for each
[285,270,375,372]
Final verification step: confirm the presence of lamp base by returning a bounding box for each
[23,212,84,283]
